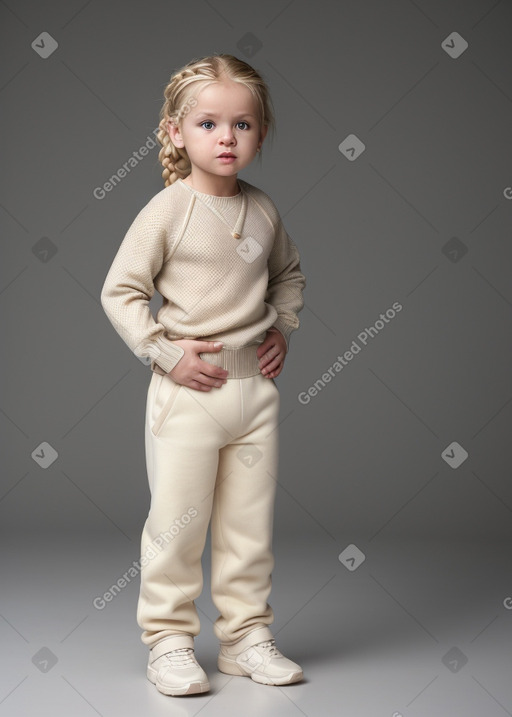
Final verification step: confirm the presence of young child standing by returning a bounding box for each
[100,53,306,697]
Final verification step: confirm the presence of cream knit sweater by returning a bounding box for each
[100,177,306,378]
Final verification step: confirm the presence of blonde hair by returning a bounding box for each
[156,53,276,187]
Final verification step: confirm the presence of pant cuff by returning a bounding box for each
[219,626,274,653]
[149,633,195,659]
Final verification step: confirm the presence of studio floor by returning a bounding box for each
[0,532,510,717]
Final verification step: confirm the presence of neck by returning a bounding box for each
[182,172,240,197]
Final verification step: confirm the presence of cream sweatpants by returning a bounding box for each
[136,365,280,649]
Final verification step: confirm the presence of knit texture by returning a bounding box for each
[100,178,306,376]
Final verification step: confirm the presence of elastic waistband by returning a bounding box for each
[199,343,261,378]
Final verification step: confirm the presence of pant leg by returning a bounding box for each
[210,374,280,644]
[137,372,236,648]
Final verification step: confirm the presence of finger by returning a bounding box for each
[264,363,282,378]
[260,355,283,374]
[195,363,227,377]
[196,360,228,380]
[256,343,271,359]
[197,340,224,353]
[257,336,278,355]
[197,372,226,388]
[258,346,279,367]
[190,380,213,392]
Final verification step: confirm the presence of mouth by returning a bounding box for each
[218,153,236,158]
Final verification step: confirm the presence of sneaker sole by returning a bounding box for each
[217,654,303,685]
[147,666,210,696]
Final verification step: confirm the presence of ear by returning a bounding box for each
[258,124,269,147]
[167,119,185,148]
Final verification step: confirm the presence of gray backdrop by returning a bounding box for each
[2,0,510,539]
[1,1,511,715]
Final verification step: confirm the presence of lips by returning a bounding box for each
[218,153,236,158]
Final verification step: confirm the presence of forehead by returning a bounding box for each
[192,80,258,115]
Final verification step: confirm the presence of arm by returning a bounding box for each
[257,215,306,378]
[100,201,185,373]
[264,215,306,351]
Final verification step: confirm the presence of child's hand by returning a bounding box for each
[257,327,287,379]
[168,339,228,391]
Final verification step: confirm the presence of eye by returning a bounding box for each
[236,121,250,130]
[200,121,214,130]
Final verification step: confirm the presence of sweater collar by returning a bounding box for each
[178,178,248,240]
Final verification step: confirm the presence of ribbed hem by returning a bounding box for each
[151,335,185,373]
[199,344,261,378]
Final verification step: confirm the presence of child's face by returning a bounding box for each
[168,80,267,181]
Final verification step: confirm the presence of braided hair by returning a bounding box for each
[156,54,276,187]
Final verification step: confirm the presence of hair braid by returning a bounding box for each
[156,116,190,187]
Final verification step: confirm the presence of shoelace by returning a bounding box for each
[255,639,282,657]
[164,647,197,667]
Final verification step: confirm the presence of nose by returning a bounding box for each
[219,124,236,145]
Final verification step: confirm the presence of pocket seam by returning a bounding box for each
[151,382,182,436]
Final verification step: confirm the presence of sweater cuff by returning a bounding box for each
[137,335,185,374]
[271,317,295,351]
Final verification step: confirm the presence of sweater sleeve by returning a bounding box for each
[100,200,185,373]
[265,215,306,351]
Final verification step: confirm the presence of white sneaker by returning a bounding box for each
[218,636,303,686]
[147,637,210,696]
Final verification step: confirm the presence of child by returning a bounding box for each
[100,53,306,697]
